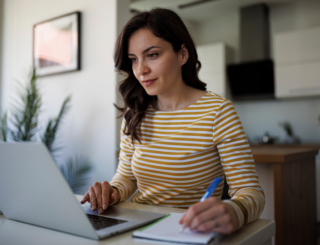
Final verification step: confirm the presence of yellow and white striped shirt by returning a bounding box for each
[110,91,264,228]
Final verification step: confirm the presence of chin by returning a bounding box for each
[144,88,159,96]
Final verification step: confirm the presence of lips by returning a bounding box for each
[142,79,157,87]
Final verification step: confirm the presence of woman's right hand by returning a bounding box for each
[80,181,119,214]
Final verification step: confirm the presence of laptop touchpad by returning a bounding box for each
[83,206,137,217]
[83,206,157,222]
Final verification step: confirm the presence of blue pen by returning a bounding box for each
[200,177,222,202]
[180,177,222,233]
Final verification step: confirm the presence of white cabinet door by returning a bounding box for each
[274,26,320,64]
[276,61,320,98]
[274,26,320,98]
[197,43,228,98]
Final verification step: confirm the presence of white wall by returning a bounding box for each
[0,0,3,106]
[194,0,320,144]
[0,0,131,193]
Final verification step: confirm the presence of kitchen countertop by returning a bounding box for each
[249,143,318,244]
[250,144,319,163]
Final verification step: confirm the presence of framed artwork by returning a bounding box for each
[33,11,81,77]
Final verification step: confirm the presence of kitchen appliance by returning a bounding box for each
[227,3,275,100]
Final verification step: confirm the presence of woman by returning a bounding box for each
[81,8,264,235]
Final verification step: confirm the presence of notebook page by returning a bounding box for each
[133,213,215,244]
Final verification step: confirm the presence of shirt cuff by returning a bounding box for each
[110,173,137,202]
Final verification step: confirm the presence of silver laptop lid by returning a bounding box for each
[0,142,98,239]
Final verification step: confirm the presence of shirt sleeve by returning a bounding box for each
[110,118,137,202]
[212,99,265,229]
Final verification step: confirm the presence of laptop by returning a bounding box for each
[0,142,166,240]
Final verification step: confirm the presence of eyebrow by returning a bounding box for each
[128,46,160,56]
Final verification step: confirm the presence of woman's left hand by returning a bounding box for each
[179,197,239,234]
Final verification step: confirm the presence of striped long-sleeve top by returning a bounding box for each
[110,91,265,228]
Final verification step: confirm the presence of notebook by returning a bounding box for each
[132,213,216,244]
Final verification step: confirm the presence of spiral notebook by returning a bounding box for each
[132,213,216,244]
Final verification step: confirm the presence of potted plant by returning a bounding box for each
[278,121,300,144]
[0,69,93,194]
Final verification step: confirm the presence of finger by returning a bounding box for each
[101,181,110,209]
[183,197,220,228]
[190,203,227,230]
[93,182,103,213]
[196,219,219,232]
[80,192,90,204]
[179,212,187,224]
[210,222,233,234]
[110,191,119,205]
[211,213,237,234]
[109,185,120,205]
[89,186,97,211]
[197,214,234,234]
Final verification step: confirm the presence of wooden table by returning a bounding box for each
[251,145,319,245]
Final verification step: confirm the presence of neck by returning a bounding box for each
[155,85,197,112]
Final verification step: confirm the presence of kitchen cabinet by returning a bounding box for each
[251,145,318,245]
[196,42,232,98]
[274,26,320,98]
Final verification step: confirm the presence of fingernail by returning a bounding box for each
[99,208,103,213]
[180,224,187,233]
[92,206,95,210]
[103,204,107,209]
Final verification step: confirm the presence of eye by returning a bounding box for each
[129,57,137,63]
[148,53,158,59]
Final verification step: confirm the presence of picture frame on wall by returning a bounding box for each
[33,11,81,77]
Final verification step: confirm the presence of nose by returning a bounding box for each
[136,60,150,76]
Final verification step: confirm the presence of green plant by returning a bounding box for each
[59,157,93,194]
[10,70,41,141]
[0,112,7,141]
[278,121,293,136]
[42,96,71,153]
[0,69,93,193]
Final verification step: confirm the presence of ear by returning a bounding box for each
[180,44,189,65]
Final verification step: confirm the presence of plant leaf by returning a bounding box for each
[0,112,8,141]
[59,156,93,194]
[42,96,71,153]
[10,68,41,142]
[278,121,293,136]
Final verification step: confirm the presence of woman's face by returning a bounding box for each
[128,28,188,96]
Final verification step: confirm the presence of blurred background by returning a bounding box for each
[0,0,320,237]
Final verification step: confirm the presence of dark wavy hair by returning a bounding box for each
[114,8,206,144]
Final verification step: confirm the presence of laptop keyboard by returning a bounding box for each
[87,214,128,230]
